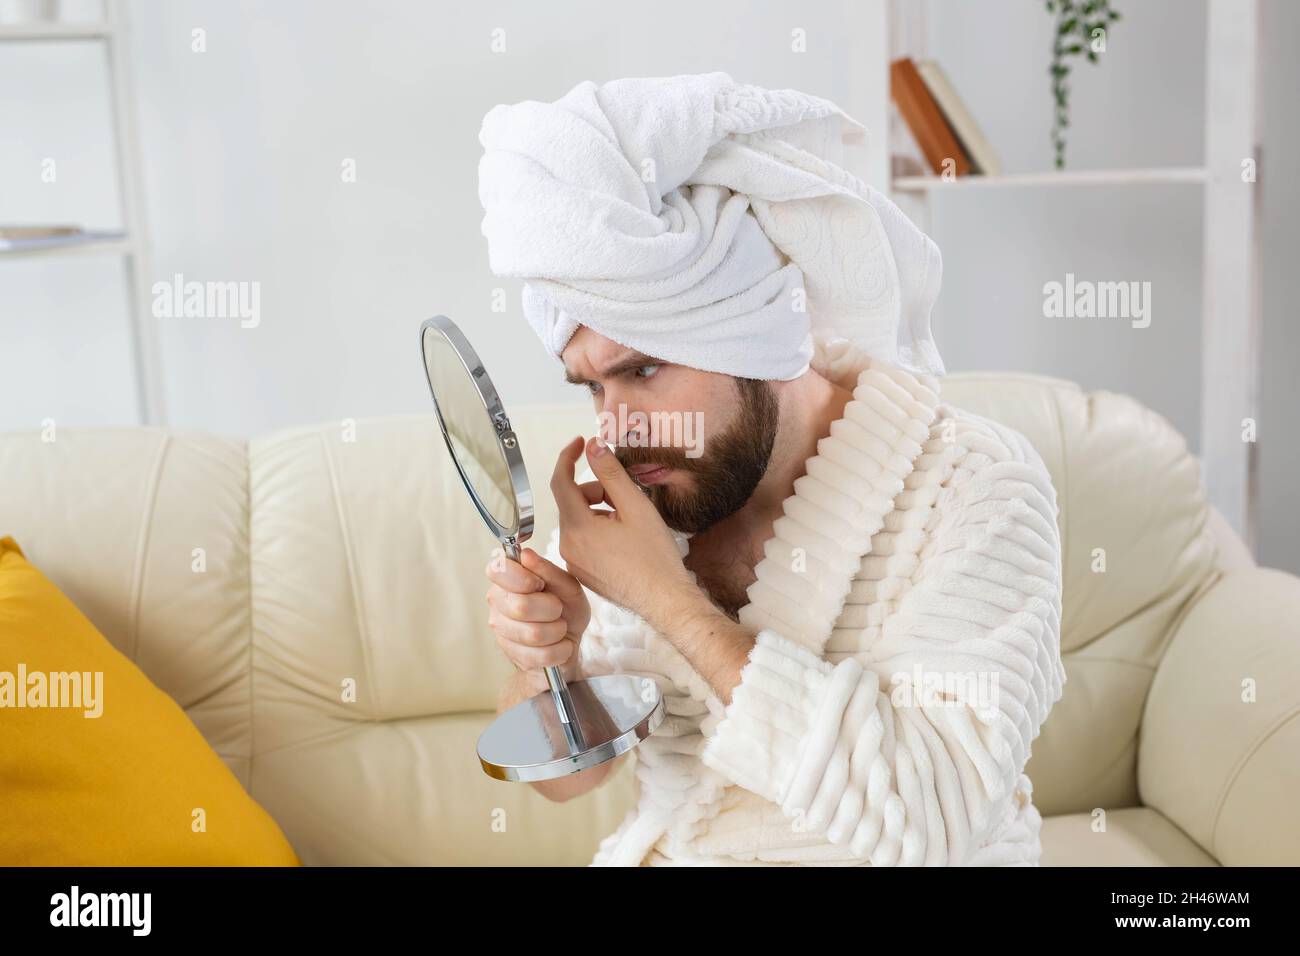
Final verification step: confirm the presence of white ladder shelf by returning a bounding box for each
[884,0,1263,555]
[0,0,164,425]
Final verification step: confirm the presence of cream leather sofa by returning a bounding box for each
[3,371,1298,866]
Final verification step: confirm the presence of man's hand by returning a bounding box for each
[552,434,757,704]
[550,435,697,633]
[485,544,628,803]
[485,545,590,686]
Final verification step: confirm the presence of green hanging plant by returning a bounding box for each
[1046,0,1122,169]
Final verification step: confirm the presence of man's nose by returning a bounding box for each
[598,390,650,447]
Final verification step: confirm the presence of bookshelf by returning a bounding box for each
[0,20,111,40]
[0,0,163,425]
[884,0,1263,554]
[894,166,1208,191]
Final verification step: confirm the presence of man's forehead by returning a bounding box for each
[561,329,663,381]
[561,325,615,360]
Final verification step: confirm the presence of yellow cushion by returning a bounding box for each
[0,536,300,865]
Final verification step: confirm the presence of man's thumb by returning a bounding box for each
[521,547,584,604]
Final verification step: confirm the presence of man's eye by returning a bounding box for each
[584,365,657,394]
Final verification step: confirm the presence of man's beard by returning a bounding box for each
[615,377,779,534]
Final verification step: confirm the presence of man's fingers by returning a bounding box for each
[485,582,563,624]
[577,480,613,510]
[485,551,544,595]
[496,631,574,670]
[584,436,647,513]
[520,548,586,603]
[487,608,567,646]
[550,435,593,525]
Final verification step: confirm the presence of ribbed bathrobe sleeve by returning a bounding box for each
[698,449,1066,866]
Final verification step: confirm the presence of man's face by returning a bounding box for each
[561,327,779,534]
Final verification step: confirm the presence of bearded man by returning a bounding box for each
[478,73,1065,866]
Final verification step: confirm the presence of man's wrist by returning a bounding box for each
[649,580,722,643]
[648,581,755,703]
[560,657,584,683]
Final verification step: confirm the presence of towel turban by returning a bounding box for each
[476,71,946,382]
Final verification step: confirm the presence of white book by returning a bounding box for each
[0,228,124,252]
[915,60,1002,177]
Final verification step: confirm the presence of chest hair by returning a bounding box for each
[683,542,762,622]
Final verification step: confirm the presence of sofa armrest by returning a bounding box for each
[1138,567,1300,865]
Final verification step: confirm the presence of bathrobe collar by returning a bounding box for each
[676,337,942,658]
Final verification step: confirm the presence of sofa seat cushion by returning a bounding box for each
[1041,807,1219,866]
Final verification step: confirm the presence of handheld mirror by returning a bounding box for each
[419,315,665,782]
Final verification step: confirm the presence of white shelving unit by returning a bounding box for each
[894,166,1208,192]
[0,0,164,425]
[884,0,1262,554]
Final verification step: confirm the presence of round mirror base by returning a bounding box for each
[477,674,665,782]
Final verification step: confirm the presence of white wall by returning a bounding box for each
[1,0,887,432]
[921,0,1206,444]
[1,0,1295,570]
[918,0,1296,573]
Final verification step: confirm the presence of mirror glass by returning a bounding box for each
[421,324,518,533]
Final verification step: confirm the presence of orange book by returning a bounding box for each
[890,57,971,177]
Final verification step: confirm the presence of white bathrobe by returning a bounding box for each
[544,338,1067,866]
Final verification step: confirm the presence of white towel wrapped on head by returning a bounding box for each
[477,71,945,382]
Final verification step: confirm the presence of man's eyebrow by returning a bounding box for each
[562,351,660,385]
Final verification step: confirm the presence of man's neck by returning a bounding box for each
[697,370,856,551]
[756,371,855,516]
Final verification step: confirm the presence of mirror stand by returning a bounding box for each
[420,315,665,783]
[501,534,583,752]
